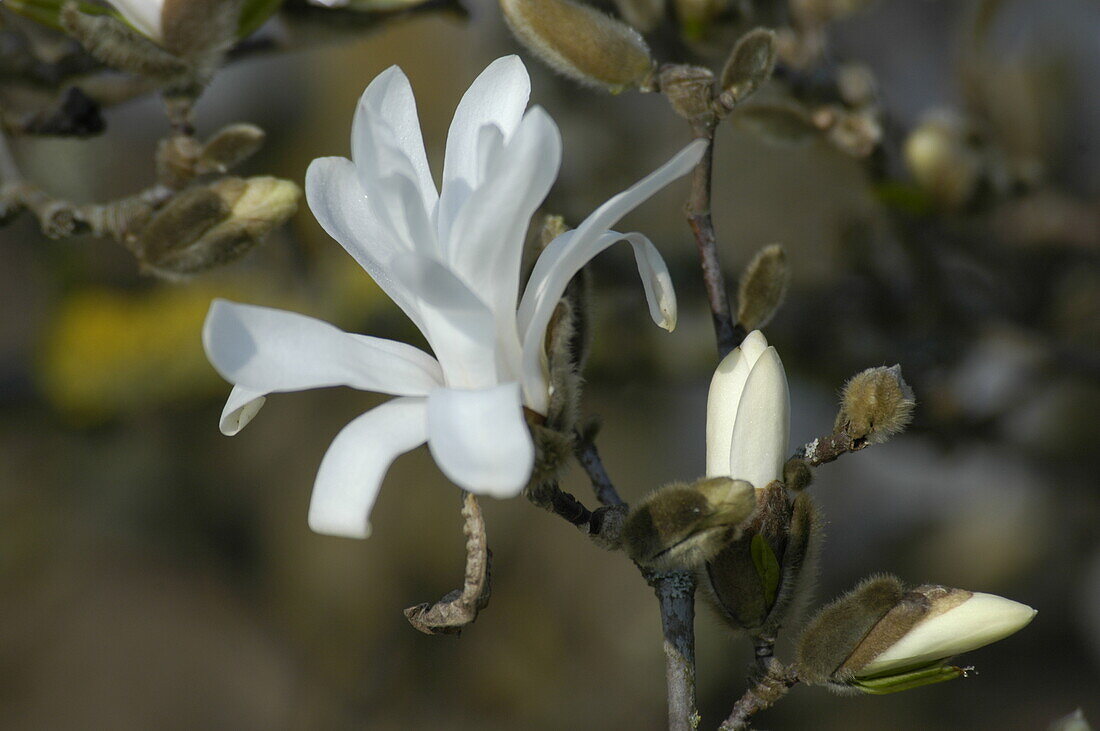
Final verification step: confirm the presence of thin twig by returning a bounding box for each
[573,430,624,507]
[797,430,863,467]
[685,116,739,360]
[404,491,492,636]
[719,659,799,731]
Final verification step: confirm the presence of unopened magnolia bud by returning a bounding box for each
[501,0,654,92]
[798,577,1036,694]
[735,103,819,147]
[719,28,778,105]
[834,364,915,445]
[783,457,812,491]
[539,213,569,250]
[161,0,240,65]
[139,176,298,277]
[904,113,983,210]
[197,123,266,174]
[1049,709,1093,731]
[737,244,789,331]
[61,4,187,80]
[701,485,818,636]
[623,478,756,570]
[612,0,665,32]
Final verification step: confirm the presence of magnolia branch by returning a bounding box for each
[404,491,492,636]
[719,660,799,731]
[647,569,699,731]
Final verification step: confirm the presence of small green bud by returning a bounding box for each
[719,28,778,105]
[501,0,655,92]
[834,364,915,446]
[623,477,756,570]
[700,484,819,636]
[197,123,267,174]
[736,243,789,331]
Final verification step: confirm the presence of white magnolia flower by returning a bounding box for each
[109,0,165,41]
[858,591,1036,678]
[204,56,706,538]
[705,329,790,489]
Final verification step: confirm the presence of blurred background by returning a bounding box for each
[1,0,1098,728]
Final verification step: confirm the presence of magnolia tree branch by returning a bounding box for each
[798,430,865,467]
[404,491,492,636]
[646,569,699,731]
[573,427,625,507]
[718,659,799,731]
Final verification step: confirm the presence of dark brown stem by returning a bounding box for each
[404,491,492,636]
[646,569,698,731]
[573,431,624,507]
[799,430,865,467]
[719,660,799,731]
[685,117,739,359]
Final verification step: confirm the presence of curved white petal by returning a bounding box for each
[308,397,429,539]
[110,0,164,41]
[203,299,444,397]
[426,383,534,498]
[705,330,769,477]
[518,230,676,413]
[388,255,499,389]
[350,67,439,255]
[532,139,706,298]
[219,385,267,436]
[727,345,790,487]
[447,106,561,318]
[860,593,1037,677]
[438,56,531,247]
[305,156,426,331]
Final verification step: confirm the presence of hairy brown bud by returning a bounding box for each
[737,243,789,331]
[61,4,187,80]
[197,123,267,174]
[700,485,819,636]
[138,176,299,278]
[783,457,812,492]
[719,28,778,106]
[834,364,915,445]
[501,0,654,92]
[623,478,756,570]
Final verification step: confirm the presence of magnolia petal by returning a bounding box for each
[219,385,267,436]
[350,70,438,254]
[388,255,499,389]
[728,345,790,487]
[438,55,531,246]
[305,156,426,330]
[860,593,1037,677]
[518,230,676,413]
[308,397,429,539]
[553,139,706,271]
[203,299,444,397]
[447,106,562,318]
[705,330,769,477]
[110,0,164,41]
[516,139,705,333]
[351,65,438,215]
[426,383,534,498]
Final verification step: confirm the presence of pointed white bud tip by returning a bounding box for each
[859,590,1036,678]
